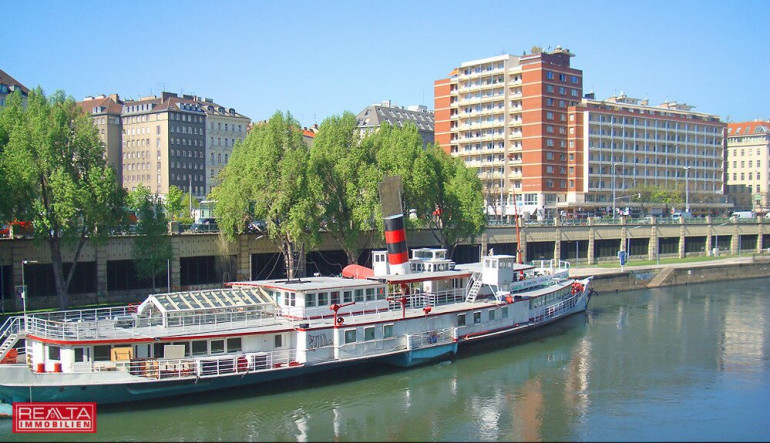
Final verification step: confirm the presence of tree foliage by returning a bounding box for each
[127,184,172,290]
[308,112,380,265]
[0,88,125,308]
[213,111,319,279]
[165,185,184,221]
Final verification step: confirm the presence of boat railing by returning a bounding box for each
[529,259,570,274]
[407,328,455,350]
[337,335,405,359]
[24,307,279,341]
[388,288,466,311]
[77,349,299,378]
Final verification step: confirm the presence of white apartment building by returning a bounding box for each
[726,121,770,213]
[568,94,728,216]
[199,98,250,195]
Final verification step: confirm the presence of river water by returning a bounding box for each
[5,277,770,442]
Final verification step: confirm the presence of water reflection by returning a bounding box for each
[5,279,770,441]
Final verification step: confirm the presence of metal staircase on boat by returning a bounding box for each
[0,317,23,362]
[465,277,483,303]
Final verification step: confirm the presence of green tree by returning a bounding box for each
[213,111,319,279]
[309,112,380,265]
[412,145,486,255]
[127,184,172,291]
[0,88,125,308]
[165,185,184,221]
[367,122,425,227]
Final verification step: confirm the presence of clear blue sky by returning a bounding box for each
[3,0,767,127]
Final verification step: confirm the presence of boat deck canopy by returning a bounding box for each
[137,287,276,316]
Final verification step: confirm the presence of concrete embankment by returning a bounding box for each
[571,257,770,294]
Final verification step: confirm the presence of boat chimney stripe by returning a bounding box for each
[384,229,406,244]
[388,251,409,265]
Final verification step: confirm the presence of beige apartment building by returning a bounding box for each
[726,121,770,213]
[0,68,28,108]
[200,98,250,194]
[568,94,728,216]
[121,92,206,197]
[78,94,124,183]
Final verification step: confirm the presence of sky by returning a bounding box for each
[2,0,768,128]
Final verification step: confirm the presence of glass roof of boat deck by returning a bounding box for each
[231,276,382,292]
[137,287,275,315]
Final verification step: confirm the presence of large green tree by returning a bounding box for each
[413,145,486,255]
[213,111,319,279]
[164,185,184,221]
[127,184,172,291]
[0,89,125,308]
[309,112,380,265]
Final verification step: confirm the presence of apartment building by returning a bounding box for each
[356,100,434,147]
[78,94,124,183]
[199,98,250,194]
[434,47,582,218]
[121,92,206,197]
[726,121,770,213]
[567,94,728,216]
[0,68,28,108]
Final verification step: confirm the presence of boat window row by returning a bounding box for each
[344,324,394,344]
[529,287,572,308]
[457,307,509,326]
[304,288,386,307]
[46,337,247,363]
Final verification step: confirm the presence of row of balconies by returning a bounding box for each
[588,120,723,134]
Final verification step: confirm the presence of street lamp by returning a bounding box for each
[612,162,620,219]
[21,260,37,332]
[683,166,691,214]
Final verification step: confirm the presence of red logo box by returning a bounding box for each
[13,402,97,433]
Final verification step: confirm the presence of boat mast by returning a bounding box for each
[511,187,523,264]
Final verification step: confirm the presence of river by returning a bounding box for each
[5,277,770,441]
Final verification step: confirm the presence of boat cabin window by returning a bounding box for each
[377,287,386,300]
[457,313,466,326]
[227,337,242,353]
[489,310,496,321]
[74,347,90,363]
[343,290,353,303]
[306,293,317,307]
[383,324,394,339]
[283,292,296,307]
[354,289,364,302]
[153,343,164,358]
[365,288,375,301]
[364,327,375,341]
[318,292,329,306]
[192,341,208,356]
[94,345,111,361]
[48,346,60,361]
[473,312,482,324]
[502,307,509,318]
[330,291,340,304]
[344,330,356,344]
[210,340,225,354]
[274,335,283,348]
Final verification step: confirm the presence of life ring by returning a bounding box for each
[336,316,344,325]
[236,355,248,372]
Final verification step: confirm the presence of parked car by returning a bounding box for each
[640,215,655,224]
[190,217,218,233]
[671,212,693,221]
[730,211,755,221]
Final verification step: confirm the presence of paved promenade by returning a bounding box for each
[569,255,758,278]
